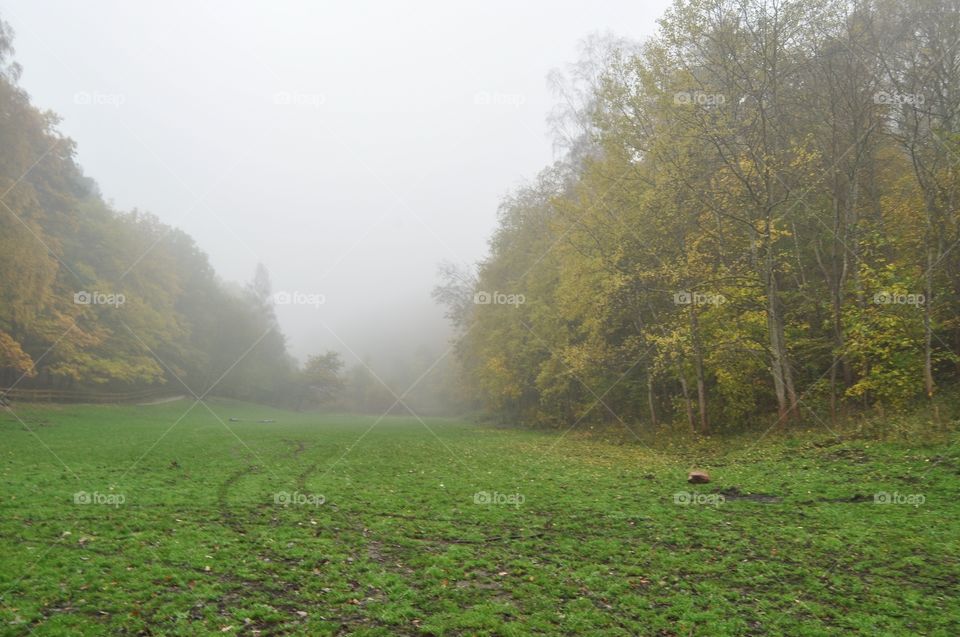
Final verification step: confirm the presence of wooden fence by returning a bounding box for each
[0,386,178,404]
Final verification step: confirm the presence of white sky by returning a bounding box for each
[2,0,671,364]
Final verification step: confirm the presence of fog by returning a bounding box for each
[3,0,670,367]
[3,1,959,630]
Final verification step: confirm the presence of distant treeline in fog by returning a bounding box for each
[0,19,460,414]
[437,0,960,432]
[0,20,298,403]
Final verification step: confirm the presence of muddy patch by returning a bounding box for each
[714,486,782,503]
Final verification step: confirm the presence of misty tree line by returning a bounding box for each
[436,0,960,432]
[0,20,309,408]
[0,18,292,403]
[0,13,461,412]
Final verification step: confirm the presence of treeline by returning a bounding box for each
[439,0,960,432]
[340,349,463,416]
[0,20,303,405]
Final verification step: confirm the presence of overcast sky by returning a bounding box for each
[1,0,670,365]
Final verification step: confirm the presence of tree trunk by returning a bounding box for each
[924,244,938,423]
[766,261,790,423]
[689,307,709,434]
[679,374,696,435]
[646,374,659,428]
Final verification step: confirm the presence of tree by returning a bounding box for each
[298,352,345,410]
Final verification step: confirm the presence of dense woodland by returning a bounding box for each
[437,0,960,432]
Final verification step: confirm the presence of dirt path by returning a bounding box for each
[137,394,188,405]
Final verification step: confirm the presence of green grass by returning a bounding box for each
[0,400,958,636]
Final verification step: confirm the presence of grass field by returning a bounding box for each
[0,401,958,636]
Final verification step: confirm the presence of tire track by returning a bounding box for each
[217,464,259,534]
